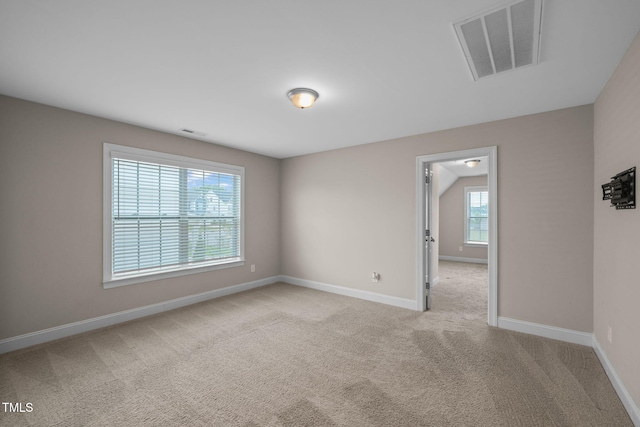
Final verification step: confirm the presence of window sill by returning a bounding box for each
[103,259,245,289]
[464,242,488,248]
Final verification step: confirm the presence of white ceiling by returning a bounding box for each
[439,157,488,178]
[437,157,487,196]
[1,1,639,159]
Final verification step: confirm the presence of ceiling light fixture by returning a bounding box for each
[465,159,481,167]
[287,88,319,109]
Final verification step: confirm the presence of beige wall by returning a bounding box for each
[438,175,488,260]
[0,96,281,340]
[282,105,594,331]
[0,95,597,341]
[594,32,640,408]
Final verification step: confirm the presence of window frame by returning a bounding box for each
[103,143,245,289]
[464,186,489,246]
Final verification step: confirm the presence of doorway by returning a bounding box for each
[416,147,497,326]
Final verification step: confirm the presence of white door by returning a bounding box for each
[424,163,434,310]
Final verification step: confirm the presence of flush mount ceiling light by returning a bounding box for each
[287,88,319,109]
[465,159,482,167]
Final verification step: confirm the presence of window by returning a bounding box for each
[464,186,488,245]
[103,144,244,288]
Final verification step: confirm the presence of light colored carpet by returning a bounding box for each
[0,261,632,426]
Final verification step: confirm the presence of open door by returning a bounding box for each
[416,146,497,325]
[424,163,434,310]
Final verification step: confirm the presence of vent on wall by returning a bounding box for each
[453,0,543,80]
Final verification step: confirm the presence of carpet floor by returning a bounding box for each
[0,261,632,426]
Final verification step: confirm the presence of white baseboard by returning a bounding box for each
[0,276,279,355]
[439,256,488,264]
[497,317,593,346]
[592,337,640,426]
[279,275,418,310]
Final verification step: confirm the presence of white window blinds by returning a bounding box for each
[104,144,243,287]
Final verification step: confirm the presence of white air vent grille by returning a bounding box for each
[454,0,543,80]
[180,128,208,137]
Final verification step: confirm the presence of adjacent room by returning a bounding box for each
[1,0,639,425]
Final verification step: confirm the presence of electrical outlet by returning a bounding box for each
[607,326,612,343]
[458,246,463,252]
[372,272,380,282]
[251,264,255,273]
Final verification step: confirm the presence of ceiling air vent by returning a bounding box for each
[180,128,208,137]
[453,0,543,80]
